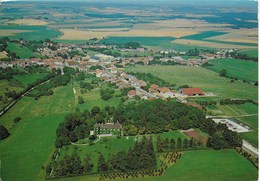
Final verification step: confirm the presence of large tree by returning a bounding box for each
[0,125,10,140]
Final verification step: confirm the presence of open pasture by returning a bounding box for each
[13,73,47,87]
[126,65,258,100]
[6,42,41,59]
[239,49,258,58]
[0,85,75,181]
[75,87,121,111]
[207,58,258,82]
[1,25,61,41]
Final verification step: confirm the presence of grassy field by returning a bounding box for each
[216,103,258,117]
[6,42,41,59]
[58,130,189,173]
[13,73,47,86]
[240,130,258,148]
[0,84,75,181]
[75,87,121,111]
[206,58,258,82]
[100,36,175,47]
[126,65,258,100]
[0,79,23,110]
[239,49,258,58]
[1,25,61,41]
[181,31,228,40]
[237,116,258,147]
[58,149,258,181]
[214,104,258,147]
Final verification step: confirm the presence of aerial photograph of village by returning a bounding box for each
[0,0,258,180]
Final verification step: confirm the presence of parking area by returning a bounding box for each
[212,118,250,133]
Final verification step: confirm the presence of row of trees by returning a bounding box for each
[157,137,198,152]
[49,151,94,177]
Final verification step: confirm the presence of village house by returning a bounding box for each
[158,87,174,98]
[128,90,137,98]
[180,88,205,96]
[94,122,122,135]
[149,84,159,94]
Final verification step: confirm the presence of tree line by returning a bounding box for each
[113,99,242,149]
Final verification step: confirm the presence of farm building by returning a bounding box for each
[158,87,174,98]
[128,90,137,98]
[94,122,122,135]
[180,88,204,96]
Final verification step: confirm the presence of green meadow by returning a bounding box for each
[239,49,258,58]
[1,25,61,41]
[126,65,258,100]
[13,73,47,86]
[206,58,258,82]
[212,103,258,147]
[57,149,258,181]
[75,87,121,111]
[0,85,75,181]
[7,42,41,59]
[100,36,175,47]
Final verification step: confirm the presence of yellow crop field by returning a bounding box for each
[172,39,256,49]
[0,29,33,36]
[206,28,258,44]
[7,18,48,25]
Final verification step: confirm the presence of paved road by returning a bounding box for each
[0,79,51,117]
[206,114,258,119]
[242,140,258,157]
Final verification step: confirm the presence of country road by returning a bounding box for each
[242,140,258,157]
[0,78,52,118]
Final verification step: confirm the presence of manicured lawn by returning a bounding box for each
[126,65,257,100]
[206,58,258,82]
[57,149,258,181]
[6,42,41,59]
[0,85,75,181]
[13,73,47,86]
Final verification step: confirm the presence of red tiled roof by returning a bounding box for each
[159,87,171,93]
[128,90,137,96]
[150,84,159,90]
[181,88,204,96]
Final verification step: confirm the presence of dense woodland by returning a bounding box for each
[55,99,242,150]
[49,136,157,178]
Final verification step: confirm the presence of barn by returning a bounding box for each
[180,88,204,96]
